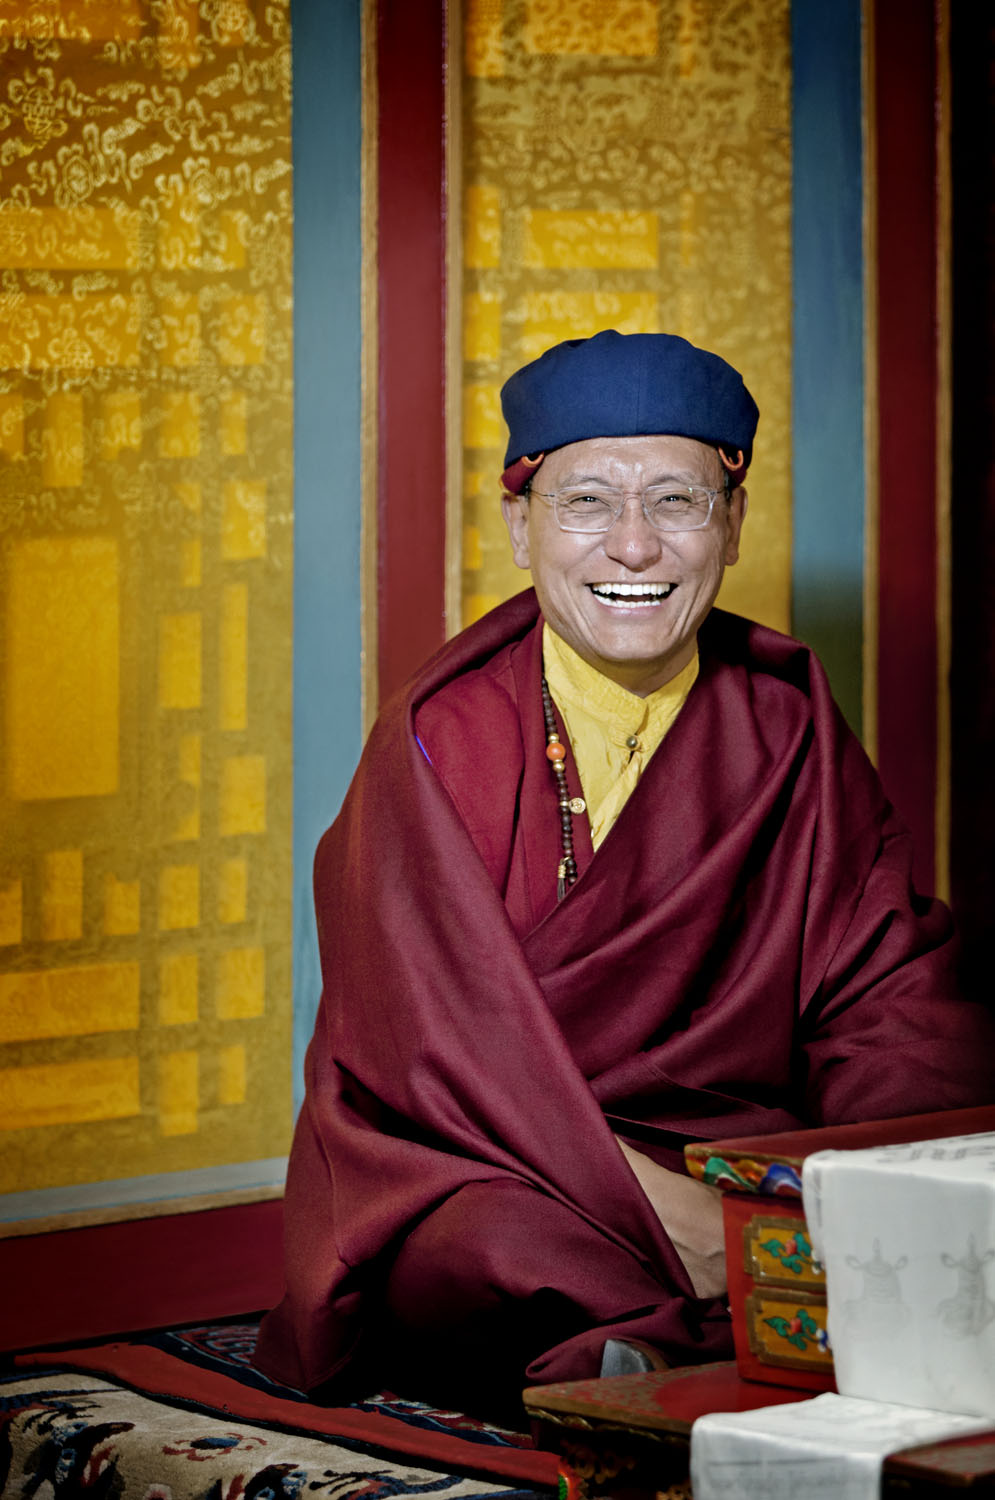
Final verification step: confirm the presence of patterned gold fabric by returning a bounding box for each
[0,1,293,1192]
[459,0,792,637]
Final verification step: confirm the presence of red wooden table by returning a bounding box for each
[524,1362,995,1498]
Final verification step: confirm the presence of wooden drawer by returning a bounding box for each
[722,1192,835,1392]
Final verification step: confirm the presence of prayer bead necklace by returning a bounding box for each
[541,672,579,900]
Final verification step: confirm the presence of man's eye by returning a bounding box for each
[646,490,696,509]
[563,493,612,509]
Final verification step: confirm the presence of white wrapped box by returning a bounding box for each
[802,1131,995,1416]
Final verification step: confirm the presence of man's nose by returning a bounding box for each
[603,494,664,568]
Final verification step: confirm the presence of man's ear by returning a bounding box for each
[724,487,747,566]
[501,493,532,571]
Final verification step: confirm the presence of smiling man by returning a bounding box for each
[255,331,992,1420]
[507,433,745,693]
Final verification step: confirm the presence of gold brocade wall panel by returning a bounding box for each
[0,0,293,1193]
[460,0,792,633]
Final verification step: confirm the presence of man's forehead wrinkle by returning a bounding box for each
[556,469,705,488]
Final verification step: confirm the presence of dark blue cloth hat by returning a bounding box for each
[500,330,759,490]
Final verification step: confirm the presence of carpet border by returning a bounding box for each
[12,1345,559,1489]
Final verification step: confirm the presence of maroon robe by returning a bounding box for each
[255,591,992,1411]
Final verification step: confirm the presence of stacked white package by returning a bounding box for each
[691,1392,990,1500]
[689,1130,995,1499]
[802,1130,995,1416]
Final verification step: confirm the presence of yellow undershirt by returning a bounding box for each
[543,623,699,850]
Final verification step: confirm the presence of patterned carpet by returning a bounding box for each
[2,1319,559,1500]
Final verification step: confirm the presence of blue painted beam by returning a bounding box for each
[791,0,865,736]
[291,0,364,1106]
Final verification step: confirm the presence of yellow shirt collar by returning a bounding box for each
[543,623,699,848]
[543,623,698,742]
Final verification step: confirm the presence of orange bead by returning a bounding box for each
[545,742,566,762]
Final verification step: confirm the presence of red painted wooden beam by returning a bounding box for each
[1,1200,284,1353]
[873,0,940,891]
[376,0,448,706]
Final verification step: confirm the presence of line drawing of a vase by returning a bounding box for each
[935,1235,995,1339]
[843,1239,910,1337]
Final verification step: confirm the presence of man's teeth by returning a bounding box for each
[590,582,674,602]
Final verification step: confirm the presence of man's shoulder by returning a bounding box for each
[696,608,889,833]
[700,607,822,695]
[415,621,532,747]
[412,602,544,799]
[697,607,864,764]
[409,606,543,889]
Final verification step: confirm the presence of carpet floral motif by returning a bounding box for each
[1,1373,542,1500]
[2,1319,555,1499]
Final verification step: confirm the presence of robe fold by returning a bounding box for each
[255,591,992,1408]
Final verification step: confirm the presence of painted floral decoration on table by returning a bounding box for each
[759,1229,821,1277]
[762,1306,832,1355]
[696,1155,804,1197]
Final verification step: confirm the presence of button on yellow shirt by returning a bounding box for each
[543,623,699,850]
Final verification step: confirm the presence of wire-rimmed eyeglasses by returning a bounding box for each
[528,484,720,534]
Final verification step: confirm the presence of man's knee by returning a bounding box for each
[385,1177,545,1331]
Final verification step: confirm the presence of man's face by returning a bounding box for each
[501,434,747,696]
